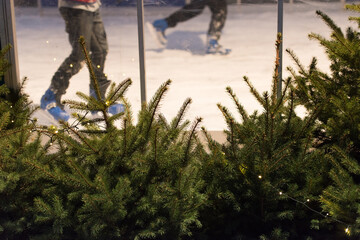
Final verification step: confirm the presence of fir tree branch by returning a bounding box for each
[171,98,192,129]
[225,86,249,122]
[243,76,266,107]
[63,122,98,154]
[79,36,101,101]
[184,117,202,166]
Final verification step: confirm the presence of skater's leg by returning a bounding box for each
[41,8,93,121]
[205,0,230,54]
[49,8,93,107]
[165,0,207,28]
[89,10,124,115]
[207,0,227,41]
[90,9,110,99]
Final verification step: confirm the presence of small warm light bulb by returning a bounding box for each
[97,65,101,68]
[70,64,73,68]
[307,199,310,202]
[50,142,53,146]
[345,228,350,234]
[258,175,262,179]
[53,58,57,61]
[55,130,58,134]
[46,40,49,44]
[122,73,126,77]
[279,192,283,195]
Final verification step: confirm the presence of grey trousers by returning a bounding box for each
[50,7,110,105]
[165,0,227,40]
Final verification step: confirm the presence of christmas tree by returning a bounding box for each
[0,45,52,239]
[24,38,208,239]
[197,34,329,239]
[289,5,360,238]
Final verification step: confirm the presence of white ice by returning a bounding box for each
[14,2,358,130]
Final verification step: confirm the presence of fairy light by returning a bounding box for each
[53,58,57,62]
[97,65,101,69]
[279,191,283,195]
[258,175,262,179]
[70,64,73,68]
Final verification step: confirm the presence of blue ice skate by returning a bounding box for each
[146,19,168,46]
[206,38,231,55]
[90,87,125,116]
[40,89,70,121]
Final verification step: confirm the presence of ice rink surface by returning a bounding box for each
[14,2,358,129]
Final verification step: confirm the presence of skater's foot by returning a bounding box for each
[147,19,168,46]
[40,88,70,121]
[206,38,231,55]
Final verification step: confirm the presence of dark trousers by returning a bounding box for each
[165,0,227,40]
[50,7,109,104]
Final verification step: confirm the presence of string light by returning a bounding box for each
[53,58,57,62]
[258,175,262,179]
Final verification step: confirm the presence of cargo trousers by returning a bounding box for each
[50,7,110,107]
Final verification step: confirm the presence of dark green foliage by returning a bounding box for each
[28,79,207,240]
[196,35,327,239]
[4,6,360,238]
[19,36,207,240]
[289,6,360,238]
[0,46,50,239]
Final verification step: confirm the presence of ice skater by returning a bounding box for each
[148,0,230,55]
[40,0,123,121]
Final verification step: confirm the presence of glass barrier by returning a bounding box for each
[13,0,355,129]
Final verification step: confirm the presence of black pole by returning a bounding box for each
[277,0,283,99]
[0,39,4,86]
[137,0,147,105]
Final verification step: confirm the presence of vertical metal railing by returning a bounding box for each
[277,0,283,99]
[0,0,20,91]
[137,0,147,104]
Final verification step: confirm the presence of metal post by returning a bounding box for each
[277,0,283,99]
[137,0,147,104]
[37,0,43,16]
[0,0,20,91]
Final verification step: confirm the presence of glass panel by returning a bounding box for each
[13,0,354,129]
